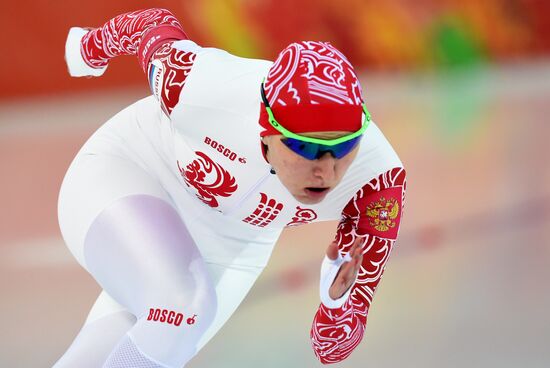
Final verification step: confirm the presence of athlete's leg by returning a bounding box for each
[58,153,216,368]
[84,194,217,368]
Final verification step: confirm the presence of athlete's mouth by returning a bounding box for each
[305,187,329,193]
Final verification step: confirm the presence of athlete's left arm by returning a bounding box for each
[64,8,197,116]
[310,167,407,364]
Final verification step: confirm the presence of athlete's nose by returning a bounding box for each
[312,152,336,182]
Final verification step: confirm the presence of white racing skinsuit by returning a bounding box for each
[55,8,407,368]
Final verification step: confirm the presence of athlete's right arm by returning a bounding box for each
[65,8,199,115]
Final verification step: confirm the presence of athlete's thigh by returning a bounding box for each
[61,148,216,319]
[82,192,214,316]
[58,152,172,270]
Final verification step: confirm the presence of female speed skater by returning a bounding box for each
[54,8,407,368]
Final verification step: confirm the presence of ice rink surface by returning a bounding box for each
[1,62,549,367]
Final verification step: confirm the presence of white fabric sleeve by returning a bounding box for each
[65,27,108,77]
[319,252,356,309]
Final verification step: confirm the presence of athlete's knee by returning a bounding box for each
[143,268,218,332]
[143,289,217,334]
[129,278,217,367]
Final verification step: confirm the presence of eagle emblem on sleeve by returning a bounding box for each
[366,196,400,232]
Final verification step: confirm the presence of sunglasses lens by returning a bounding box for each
[282,138,320,160]
[282,136,361,160]
[329,136,362,158]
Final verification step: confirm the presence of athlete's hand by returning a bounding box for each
[326,238,363,300]
[65,27,108,77]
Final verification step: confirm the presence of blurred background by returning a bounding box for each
[1,0,549,367]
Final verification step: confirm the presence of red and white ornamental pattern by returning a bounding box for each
[242,193,284,227]
[286,206,318,227]
[259,41,364,136]
[310,167,406,363]
[263,41,363,106]
[78,9,194,116]
[148,43,196,115]
[178,152,238,208]
[81,8,183,71]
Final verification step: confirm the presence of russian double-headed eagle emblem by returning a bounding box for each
[366,196,399,232]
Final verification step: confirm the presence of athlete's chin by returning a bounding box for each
[294,196,323,205]
[293,188,330,204]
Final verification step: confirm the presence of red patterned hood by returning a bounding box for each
[260,41,364,137]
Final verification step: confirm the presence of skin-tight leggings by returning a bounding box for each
[55,154,216,367]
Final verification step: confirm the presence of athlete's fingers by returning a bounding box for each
[330,266,354,299]
[348,237,363,258]
[329,263,356,298]
[353,237,363,259]
[326,237,364,299]
[338,238,363,288]
[326,241,339,261]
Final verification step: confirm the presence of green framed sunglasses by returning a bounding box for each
[260,82,371,159]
